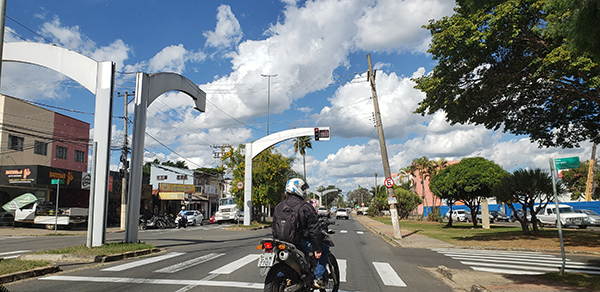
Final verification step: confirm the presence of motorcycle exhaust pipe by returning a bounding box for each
[278,250,289,261]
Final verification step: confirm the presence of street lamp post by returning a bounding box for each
[261,74,277,135]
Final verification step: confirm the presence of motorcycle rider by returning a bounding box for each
[177,206,187,228]
[272,178,330,289]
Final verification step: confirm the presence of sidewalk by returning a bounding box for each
[355,215,597,292]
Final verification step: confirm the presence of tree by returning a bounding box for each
[393,186,422,219]
[434,157,508,227]
[222,145,297,222]
[196,167,225,177]
[493,168,557,235]
[315,185,341,208]
[413,0,600,148]
[430,164,462,227]
[558,161,600,200]
[407,156,434,214]
[293,136,313,181]
[345,188,372,207]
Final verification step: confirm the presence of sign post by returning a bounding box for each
[51,179,65,233]
[550,156,579,275]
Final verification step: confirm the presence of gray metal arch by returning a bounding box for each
[125,72,206,243]
[2,42,114,247]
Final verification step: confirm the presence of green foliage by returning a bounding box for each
[195,167,224,177]
[345,188,372,207]
[493,168,558,235]
[413,0,600,148]
[431,157,508,227]
[560,160,600,200]
[293,136,313,181]
[394,186,422,219]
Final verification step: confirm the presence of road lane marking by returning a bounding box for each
[372,262,406,287]
[337,259,347,282]
[448,255,591,267]
[356,231,364,235]
[472,267,544,275]
[101,252,184,272]
[0,250,31,259]
[210,254,260,274]
[340,230,348,234]
[40,275,264,289]
[154,253,225,273]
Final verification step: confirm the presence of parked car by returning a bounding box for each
[317,207,330,217]
[490,210,509,222]
[467,210,494,223]
[537,204,588,229]
[447,209,470,222]
[184,210,204,226]
[510,209,531,222]
[335,208,349,220]
[209,215,216,224]
[575,209,600,226]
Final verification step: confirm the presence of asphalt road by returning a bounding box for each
[2,218,454,292]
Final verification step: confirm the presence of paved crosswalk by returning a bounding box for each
[40,249,407,289]
[432,248,600,275]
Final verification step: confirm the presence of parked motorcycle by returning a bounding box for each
[144,215,166,229]
[138,215,147,230]
[257,217,340,292]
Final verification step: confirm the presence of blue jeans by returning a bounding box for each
[297,239,330,280]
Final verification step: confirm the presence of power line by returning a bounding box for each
[5,15,56,45]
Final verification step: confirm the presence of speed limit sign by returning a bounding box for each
[384,177,394,188]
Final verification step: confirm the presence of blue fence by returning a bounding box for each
[424,201,600,218]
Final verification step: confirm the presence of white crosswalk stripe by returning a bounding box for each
[40,250,408,288]
[0,250,31,259]
[433,248,600,275]
[340,230,348,234]
[356,231,364,235]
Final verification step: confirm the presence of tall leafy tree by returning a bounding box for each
[430,164,462,227]
[493,168,557,235]
[413,0,600,148]
[407,156,434,213]
[293,136,313,181]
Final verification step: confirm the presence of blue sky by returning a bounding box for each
[2,0,591,194]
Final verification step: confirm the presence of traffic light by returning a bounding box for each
[314,127,320,141]
[313,127,331,141]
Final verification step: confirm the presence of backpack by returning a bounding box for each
[273,200,303,244]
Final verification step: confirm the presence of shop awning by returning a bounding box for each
[158,192,185,200]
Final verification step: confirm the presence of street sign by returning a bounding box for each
[237,181,244,190]
[554,157,580,170]
[384,177,394,188]
[51,179,65,185]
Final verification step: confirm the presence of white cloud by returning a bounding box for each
[148,45,206,74]
[354,0,455,53]
[203,5,243,49]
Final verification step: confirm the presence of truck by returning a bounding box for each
[536,204,588,229]
[5,193,88,229]
[214,196,242,224]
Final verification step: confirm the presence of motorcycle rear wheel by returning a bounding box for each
[264,263,301,292]
[320,254,340,292]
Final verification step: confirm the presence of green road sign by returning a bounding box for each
[51,179,65,185]
[554,157,580,170]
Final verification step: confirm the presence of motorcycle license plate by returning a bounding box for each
[257,253,275,267]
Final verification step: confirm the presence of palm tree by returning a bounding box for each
[430,158,449,208]
[293,136,313,181]
[408,156,434,215]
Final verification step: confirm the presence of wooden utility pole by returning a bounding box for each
[119,92,134,230]
[367,54,401,239]
[584,142,597,201]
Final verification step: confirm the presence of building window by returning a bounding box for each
[74,150,85,163]
[8,135,24,151]
[34,141,48,155]
[56,146,68,159]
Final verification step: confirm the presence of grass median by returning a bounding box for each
[1,242,155,277]
[368,216,600,291]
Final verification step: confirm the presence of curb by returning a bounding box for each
[357,217,402,247]
[0,264,59,284]
[225,225,270,231]
[1,248,162,284]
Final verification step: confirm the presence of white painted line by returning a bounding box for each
[372,262,406,287]
[40,275,264,289]
[432,248,551,256]
[435,249,558,258]
[460,261,561,273]
[337,259,347,282]
[154,253,225,273]
[459,257,600,271]
[447,255,586,266]
[0,250,31,256]
[210,254,260,274]
[356,231,364,235]
[471,267,543,275]
[101,252,184,272]
[340,230,348,234]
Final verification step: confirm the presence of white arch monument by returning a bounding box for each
[2,42,114,247]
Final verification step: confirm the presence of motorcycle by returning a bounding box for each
[144,215,167,229]
[257,217,340,292]
[138,215,147,230]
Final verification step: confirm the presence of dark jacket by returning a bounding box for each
[272,193,323,252]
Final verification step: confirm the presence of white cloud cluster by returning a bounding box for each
[203,5,243,49]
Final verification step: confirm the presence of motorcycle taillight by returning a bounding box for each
[264,242,274,253]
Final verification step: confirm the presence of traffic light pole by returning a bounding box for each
[367,54,402,239]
